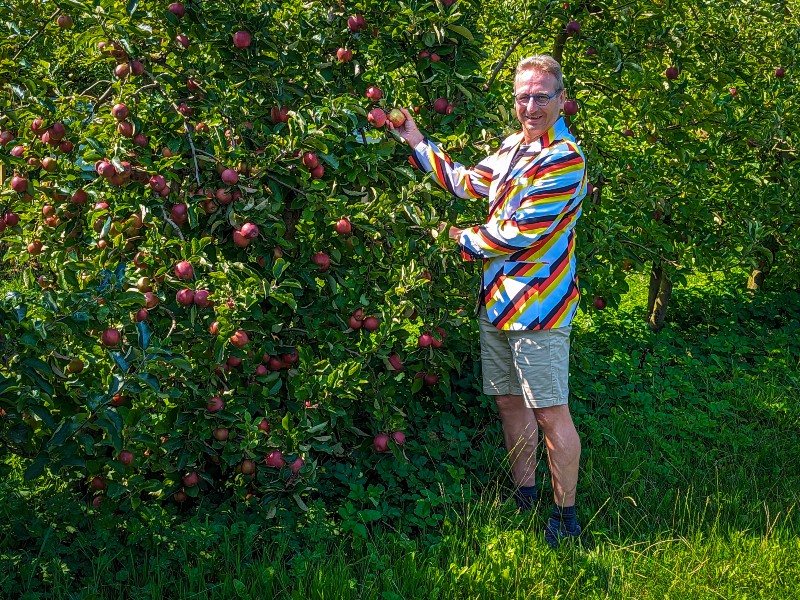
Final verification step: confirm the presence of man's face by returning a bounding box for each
[514,70,565,144]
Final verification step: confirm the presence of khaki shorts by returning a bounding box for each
[478,307,571,409]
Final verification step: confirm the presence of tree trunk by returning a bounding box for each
[648,267,672,332]
[647,263,662,317]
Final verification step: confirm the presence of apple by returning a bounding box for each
[56,14,73,29]
[230,330,249,348]
[265,450,286,468]
[134,308,148,322]
[336,48,353,62]
[362,316,379,331]
[270,105,290,124]
[193,289,211,307]
[373,433,390,452]
[111,103,129,120]
[585,47,598,56]
[258,418,270,432]
[387,108,406,127]
[0,131,13,145]
[423,373,439,386]
[10,176,28,193]
[240,459,256,475]
[289,457,304,474]
[176,34,190,48]
[174,261,194,280]
[233,31,252,48]
[227,356,242,368]
[255,364,268,376]
[213,428,229,442]
[433,97,449,114]
[335,218,352,235]
[775,67,786,78]
[352,308,365,321]
[118,450,134,466]
[563,99,578,116]
[66,358,84,374]
[566,20,580,35]
[115,63,130,79]
[240,222,259,239]
[206,396,224,412]
[349,315,363,329]
[418,333,433,348]
[388,353,403,371]
[110,393,128,407]
[312,252,331,271]
[302,152,319,169]
[391,431,406,445]
[221,168,239,185]
[665,66,679,80]
[430,52,441,62]
[9,145,24,157]
[1,212,16,226]
[90,475,106,491]
[729,87,737,96]
[143,292,159,309]
[101,327,121,347]
[31,117,46,135]
[310,164,325,179]
[176,288,195,306]
[267,356,285,371]
[365,85,383,101]
[419,50,430,60]
[182,471,199,487]
[49,122,66,140]
[209,321,220,336]
[168,2,185,18]
[347,14,366,32]
[593,296,607,310]
[622,129,635,137]
[174,490,187,503]
[367,108,387,127]
[232,231,250,247]
[130,60,144,76]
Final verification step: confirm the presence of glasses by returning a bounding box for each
[513,89,563,107]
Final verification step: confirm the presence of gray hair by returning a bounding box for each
[514,55,564,91]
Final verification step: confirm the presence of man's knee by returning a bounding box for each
[494,393,525,412]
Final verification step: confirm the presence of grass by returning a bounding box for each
[2,270,800,598]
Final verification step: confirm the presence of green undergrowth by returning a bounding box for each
[2,272,799,598]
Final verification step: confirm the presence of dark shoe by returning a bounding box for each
[543,517,591,549]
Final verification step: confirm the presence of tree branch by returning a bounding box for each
[12,8,60,61]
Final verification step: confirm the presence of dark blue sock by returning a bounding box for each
[514,485,538,510]
[551,504,579,530]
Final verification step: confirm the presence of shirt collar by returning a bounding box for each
[528,117,569,153]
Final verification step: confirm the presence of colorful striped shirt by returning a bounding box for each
[409,117,587,330]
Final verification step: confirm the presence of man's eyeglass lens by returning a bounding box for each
[515,92,558,107]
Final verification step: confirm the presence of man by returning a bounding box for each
[393,55,587,548]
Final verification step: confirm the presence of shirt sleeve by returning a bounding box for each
[457,141,586,260]
[410,138,493,199]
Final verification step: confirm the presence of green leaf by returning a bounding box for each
[136,321,151,350]
[24,454,48,481]
[137,373,160,392]
[126,0,139,16]
[446,24,474,40]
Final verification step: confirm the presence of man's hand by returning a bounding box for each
[388,108,424,148]
[437,221,462,241]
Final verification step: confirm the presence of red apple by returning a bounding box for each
[213,428,229,441]
[221,168,239,185]
[130,60,144,76]
[209,321,220,336]
[101,328,121,347]
[10,176,28,193]
[57,14,73,29]
[312,252,331,271]
[174,261,194,280]
[335,218,352,235]
[168,2,185,18]
[90,475,106,491]
[665,66,679,80]
[176,288,195,306]
[257,418,270,432]
[566,20,580,35]
[423,373,439,386]
[391,431,406,445]
[367,108,387,128]
[388,353,403,371]
[593,296,607,310]
[365,86,383,101]
[193,289,211,307]
[289,457,304,474]
[349,315,363,329]
[175,34,190,48]
[233,31,252,48]
[347,14,366,32]
[134,308,148,322]
[418,333,433,348]
[362,316,379,332]
[118,450,134,466]
[270,105,290,124]
[433,97,449,114]
[265,450,286,468]
[240,222,259,239]
[302,152,319,169]
[240,458,256,474]
[111,103,129,120]
[373,433,390,452]
[206,396,224,412]
[775,67,786,78]
[230,330,249,348]
[563,99,578,116]
[622,129,635,137]
[182,471,199,487]
[310,164,325,179]
[336,48,353,62]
